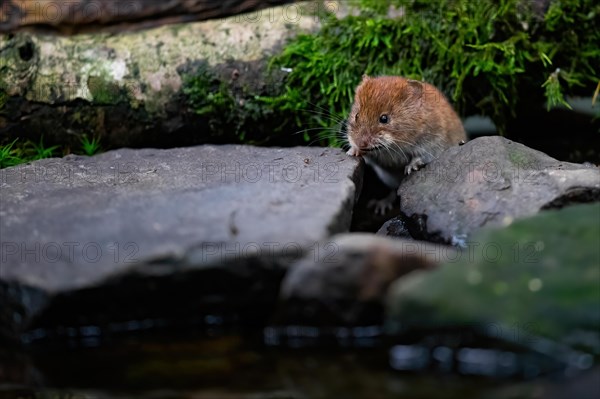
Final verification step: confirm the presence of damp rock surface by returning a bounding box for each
[396,136,600,244]
[387,203,600,360]
[0,145,363,339]
[276,233,452,326]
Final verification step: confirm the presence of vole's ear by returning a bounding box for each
[406,79,423,89]
[406,79,424,98]
[361,74,370,81]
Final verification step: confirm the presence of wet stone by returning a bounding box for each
[386,203,600,378]
[395,136,600,244]
[274,233,452,328]
[0,145,363,342]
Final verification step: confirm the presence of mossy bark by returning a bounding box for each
[0,2,328,149]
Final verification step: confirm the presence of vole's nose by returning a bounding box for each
[356,136,371,151]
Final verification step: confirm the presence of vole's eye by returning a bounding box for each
[355,113,359,122]
[379,114,389,124]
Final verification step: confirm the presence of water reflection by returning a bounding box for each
[0,323,597,399]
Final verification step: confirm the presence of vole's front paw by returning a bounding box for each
[368,198,393,215]
[404,157,425,175]
[346,147,359,157]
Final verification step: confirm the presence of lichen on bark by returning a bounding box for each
[0,2,324,149]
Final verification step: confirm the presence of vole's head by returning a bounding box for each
[346,75,424,157]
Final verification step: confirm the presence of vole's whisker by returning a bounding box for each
[302,102,346,125]
[299,110,346,126]
[417,137,444,159]
[292,127,340,136]
[382,143,396,161]
[306,101,344,116]
[381,141,401,163]
[303,130,348,147]
[388,140,409,161]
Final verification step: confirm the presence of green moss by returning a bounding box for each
[184,66,235,119]
[182,64,284,144]
[0,89,6,113]
[507,146,531,166]
[87,76,123,105]
[388,203,600,355]
[265,0,599,144]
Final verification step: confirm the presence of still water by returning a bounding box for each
[1,327,597,399]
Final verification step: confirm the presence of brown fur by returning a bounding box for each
[346,75,466,171]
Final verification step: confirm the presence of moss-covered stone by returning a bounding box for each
[0,3,323,149]
[181,61,291,143]
[87,76,123,105]
[387,203,600,356]
[0,34,38,96]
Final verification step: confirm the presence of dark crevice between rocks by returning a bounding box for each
[1,98,131,148]
[350,165,401,233]
[375,216,412,238]
[0,282,49,346]
[326,159,365,235]
[395,212,449,245]
[541,188,600,210]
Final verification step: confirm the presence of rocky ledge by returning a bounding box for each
[0,145,362,341]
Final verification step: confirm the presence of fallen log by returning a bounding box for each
[0,2,337,149]
[1,0,300,34]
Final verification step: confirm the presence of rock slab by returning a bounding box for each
[0,145,362,341]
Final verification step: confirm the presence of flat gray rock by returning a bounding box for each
[0,145,362,342]
[0,145,362,293]
[396,136,600,245]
